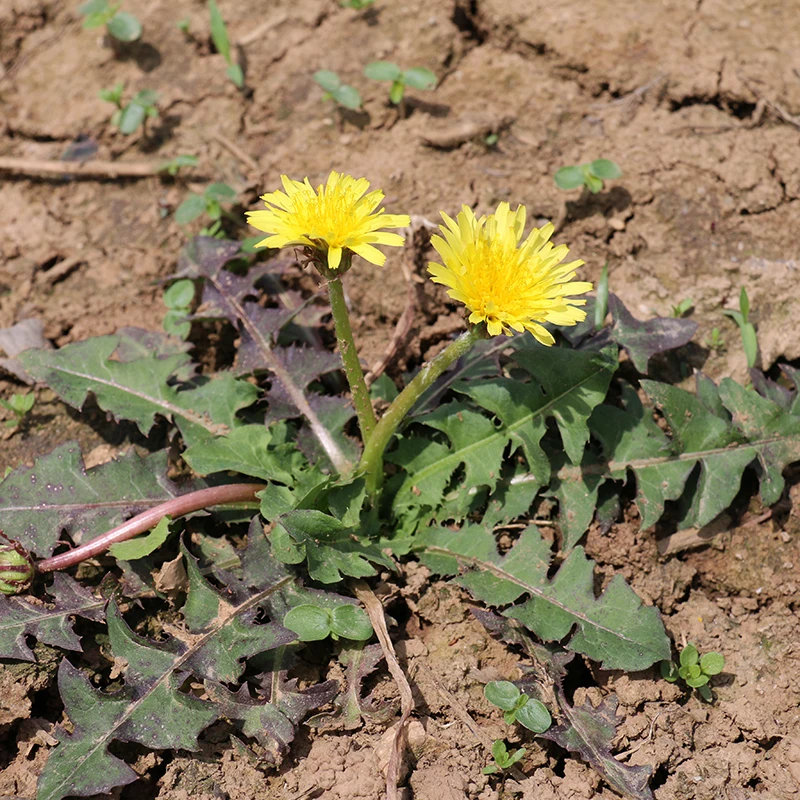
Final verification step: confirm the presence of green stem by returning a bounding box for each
[359,327,483,496]
[326,271,377,444]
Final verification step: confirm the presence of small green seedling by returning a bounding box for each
[313,70,362,111]
[554,159,622,194]
[175,182,237,236]
[283,603,373,642]
[723,287,758,368]
[485,132,499,147]
[340,0,375,8]
[705,326,726,353]
[176,17,191,34]
[79,0,142,42]
[661,643,725,702]
[162,279,195,340]
[0,392,35,429]
[671,298,694,318]
[484,681,552,733]
[100,84,158,135]
[208,0,243,87]
[157,154,199,177]
[364,61,437,105]
[483,739,526,775]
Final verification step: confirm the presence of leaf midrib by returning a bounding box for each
[421,545,659,653]
[47,575,293,800]
[401,363,609,491]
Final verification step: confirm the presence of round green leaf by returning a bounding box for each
[554,165,586,190]
[163,310,191,339]
[402,67,437,90]
[174,194,207,225]
[588,158,622,180]
[687,663,702,679]
[283,605,332,641]
[515,697,552,733]
[117,102,146,135]
[107,11,142,41]
[364,60,403,82]
[133,89,158,108]
[685,673,710,688]
[332,85,362,110]
[163,279,195,310]
[79,0,108,14]
[205,182,237,202]
[329,604,373,641]
[484,680,521,712]
[679,644,699,668]
[700,651,725,676]
[314,70,342,92]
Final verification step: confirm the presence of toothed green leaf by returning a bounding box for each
[19,335,258,447]
[418,522,670,671]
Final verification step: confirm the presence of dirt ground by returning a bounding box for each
[2,0,800,798]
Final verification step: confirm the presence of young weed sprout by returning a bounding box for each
[162,279,196,340]
[662,643,725,702]
[0,392,35,430]
[208,0,244,87]
[79,0,142,42]
[100,84,158,135]
[364,61,437,104]
[340,0,375,8]
[313,70,363,111]
[555,158,622,194]
[723,286,759,368]
[175,182,238,236]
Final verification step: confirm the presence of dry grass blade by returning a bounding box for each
[350,580,414,800]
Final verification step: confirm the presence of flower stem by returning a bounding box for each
[36,483,264,572]
[326,271,377,444]
[359,327,483,496]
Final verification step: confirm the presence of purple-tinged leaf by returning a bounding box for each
[207,675,338,763]
[0,443,193,558]
[750,368,795,411]
[175,237,350,473]
[608,294,697,373]
[309,641,389,730]
[0,573,105,661]
[18,335,258,446]
[38,600,219,800]
[474,611,654,800]
[540,694,654,800]
[181,543,297,683]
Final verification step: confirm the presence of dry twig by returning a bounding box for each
[350,580,414,800]
[0,156,164,179]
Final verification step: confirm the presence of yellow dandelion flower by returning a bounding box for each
[246,171,411,271]
[428,202,592,344]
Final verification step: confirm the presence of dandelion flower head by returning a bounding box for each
[246,171,410,271]
[428,202,592,343]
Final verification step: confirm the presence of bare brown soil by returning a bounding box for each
[1,0,800,798]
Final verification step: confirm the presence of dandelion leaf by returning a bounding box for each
[0,443,192,557]
[476,611,653,797]
[19,334,257,446]
[0,574,104,661]
[590,377,800,530]
[418,522,670,670]
[391,345,616,528]
[608,293,697,373]
[181,543,297,683]
[37,600,219,800]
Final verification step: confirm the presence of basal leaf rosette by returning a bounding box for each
[428,202,592,343]
[246,170,410,271]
